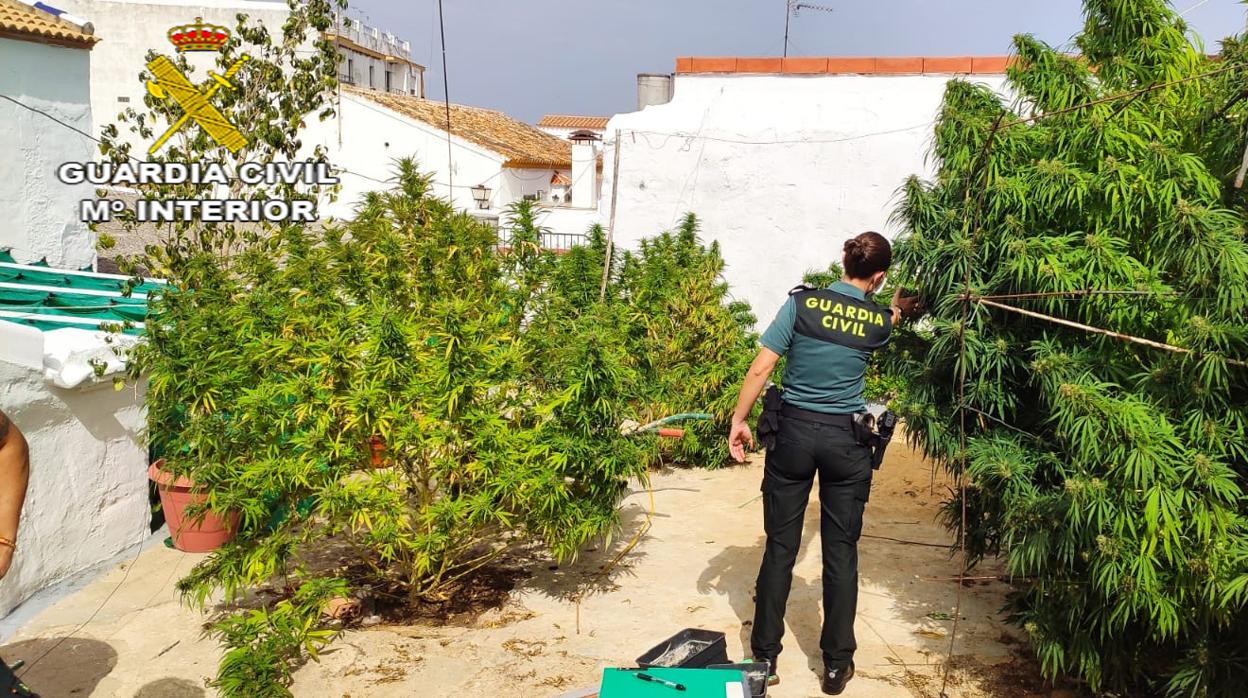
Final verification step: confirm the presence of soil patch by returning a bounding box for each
[370,564,531,627]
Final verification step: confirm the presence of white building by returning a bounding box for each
[602,56,1011,326]
[308,86,602,241]
[50,0,599,240]
[328,13,422,96]
[0,1,152,624]
[0,0,98,268]
[537,114,609,141]
[50,0,423,152]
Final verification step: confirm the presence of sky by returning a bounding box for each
[345,0,1247,124]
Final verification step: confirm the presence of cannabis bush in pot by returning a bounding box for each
[143,163,655,695]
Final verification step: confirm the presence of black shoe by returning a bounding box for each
[746,657,779,686]
[821,661,854,695]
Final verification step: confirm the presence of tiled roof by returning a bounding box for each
[0,249,163,335]
[675,56,1015,75]
[537,115,610,130]
[0,0,97,47]
[346,86,572,169]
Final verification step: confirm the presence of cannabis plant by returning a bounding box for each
[153,161,654,695]
[892,1,1248,694]
[536,214,759,467]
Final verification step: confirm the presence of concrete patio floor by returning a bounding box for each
[1,440,1073,697]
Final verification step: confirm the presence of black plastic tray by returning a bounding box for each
[635,628,729,669]
[708,661,769,697]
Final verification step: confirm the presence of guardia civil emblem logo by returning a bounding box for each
[145,18,250,155]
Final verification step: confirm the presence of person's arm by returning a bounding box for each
[728,296,795,463]
[0,409,29,580]
[891,285,925,325]
[728,348,782,463]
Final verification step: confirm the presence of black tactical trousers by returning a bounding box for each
[749,415,872,671]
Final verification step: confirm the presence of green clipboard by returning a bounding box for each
[599,667,749,697]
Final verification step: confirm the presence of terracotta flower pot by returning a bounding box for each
[148,459,240,553]
[368,435,387,468]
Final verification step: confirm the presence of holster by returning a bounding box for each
[850,412,875,448]
[0,658,36,697]
[851,411,899,470]
[756,384,783,451]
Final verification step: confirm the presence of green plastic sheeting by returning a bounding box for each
[0,260,168,335]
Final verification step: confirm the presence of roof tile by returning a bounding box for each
[875,57,924,74]
[0,0,97,47]
[677,55,1015,75]
[782,57,829,74]
[826,57,877,74]
[537,115,610,130]
[923,56,974,73]
[346,86,572,169]
[735,57,783,73]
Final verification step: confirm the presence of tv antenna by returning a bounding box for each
[784,1,834,57]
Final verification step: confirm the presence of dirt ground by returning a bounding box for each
[1,439,1081,697]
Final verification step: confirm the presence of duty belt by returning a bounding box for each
[779,402,855,428]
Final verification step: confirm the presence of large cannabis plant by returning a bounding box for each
[161,161,651,696]
[892,1,1248,694]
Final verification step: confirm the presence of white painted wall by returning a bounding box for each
[0,37,96,267]
[530,206,600,245]
[303,93,507,218]
[498,167,569,207]
[337,47,420,96]
[306,98,597,239]
[331,15,421,96]
[0,331,150,621]
[55,0,420,154]
[54,0,293,154]
[601,73,1009,328]
[571,142,596,209]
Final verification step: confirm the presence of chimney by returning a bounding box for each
[637,73,674,110]
[569,130,600,209]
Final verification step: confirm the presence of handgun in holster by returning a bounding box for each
[756,384,784,451]
[1,658,38,697]
[852,410,899,470]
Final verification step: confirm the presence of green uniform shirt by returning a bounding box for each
[759,281,893,414]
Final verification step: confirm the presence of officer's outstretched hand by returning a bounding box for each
[728,420,754,463]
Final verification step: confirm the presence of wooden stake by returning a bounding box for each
[977,298,1248,368]
[599,130,622,302]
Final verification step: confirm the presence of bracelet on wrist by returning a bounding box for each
[0,536,15,551]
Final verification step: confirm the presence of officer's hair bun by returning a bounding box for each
[843,231,892,280]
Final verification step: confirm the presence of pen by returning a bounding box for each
[635,672,687,691]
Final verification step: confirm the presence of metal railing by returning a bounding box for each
[331,15,412,61]
[495,227,588,253]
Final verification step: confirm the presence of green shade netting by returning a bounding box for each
[0,261,169,334]
[0,266,166,295]
[0,318,145,335]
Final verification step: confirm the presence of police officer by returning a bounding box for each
[728,232,901,695]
